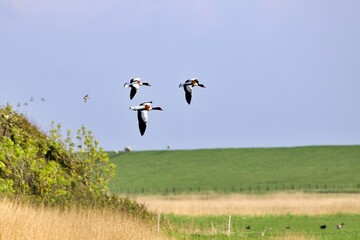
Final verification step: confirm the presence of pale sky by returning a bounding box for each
[1,0,360,150]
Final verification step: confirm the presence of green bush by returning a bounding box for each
[0,105,152,220]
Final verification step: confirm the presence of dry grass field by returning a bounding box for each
[269,235,316,240]
[0,198,165,240]
[135,193,360,216]
[2,194,358,240]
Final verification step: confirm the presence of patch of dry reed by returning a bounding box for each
[0,198,165,240]
[135,192,360,216]
[269,234,316,240]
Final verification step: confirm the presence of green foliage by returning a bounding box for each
[109,146,360,194]
[0,105,117,206]
[48,123,116,205]
[0,105,151,220]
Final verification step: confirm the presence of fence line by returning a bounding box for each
[112,183,360,195]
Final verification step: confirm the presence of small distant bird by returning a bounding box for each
[285,226,291,230]
[124,78,151,100]
[245,225,251,230]
[179,78,206,104]
[17,102,21,107]
[129,101,163,136]
[24,102,28,106]
[83,94,89,103]
[335,223,344,229]
[320,225,326,229]
[40,97,46,102]
[30,97,34,102]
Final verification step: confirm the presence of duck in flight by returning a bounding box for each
[124,78,151,100]
[83,94,89,103]
[179,78,206,104]
[129,101,163,136]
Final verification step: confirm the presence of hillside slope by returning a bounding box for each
[0,105,153,220]
[0,105,115,204]
[109,146,360,194]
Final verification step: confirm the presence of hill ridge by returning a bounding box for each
[109,145,360,194]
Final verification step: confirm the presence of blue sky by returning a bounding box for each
[1,0,360,151]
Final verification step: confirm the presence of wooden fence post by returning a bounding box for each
[227,215,231,238]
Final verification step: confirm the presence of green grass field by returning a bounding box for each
[108,146,360,239]
[163,214,360,239]
[108,145,360,194]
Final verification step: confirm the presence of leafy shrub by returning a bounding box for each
[0,105,152,220]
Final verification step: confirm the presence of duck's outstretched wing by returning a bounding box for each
[185,91,192,104]
[137,110,147,136]
[140,101,152,106]
[130,86,137,100]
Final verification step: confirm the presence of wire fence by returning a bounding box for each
[111,183,360,195]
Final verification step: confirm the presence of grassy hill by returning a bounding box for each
[0,105,153,220]
[108,146,360,194]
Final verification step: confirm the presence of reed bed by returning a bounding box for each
[269,235,316,240]
[135,192,360,216]
[0,198,165,240]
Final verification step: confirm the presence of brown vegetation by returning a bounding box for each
[269,235,316,240]
[135,192,360,216]
[0,198,165,240]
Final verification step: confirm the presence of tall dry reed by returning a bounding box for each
[269,234,316,240]
[0,198,165,240]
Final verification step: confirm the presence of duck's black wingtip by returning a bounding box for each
[130,87,137,100]
[185,92,192,105]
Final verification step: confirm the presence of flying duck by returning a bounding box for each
[129,101,163,136]
[179,78,206,104]
[124,78,151,100]
[83,94,89,103]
